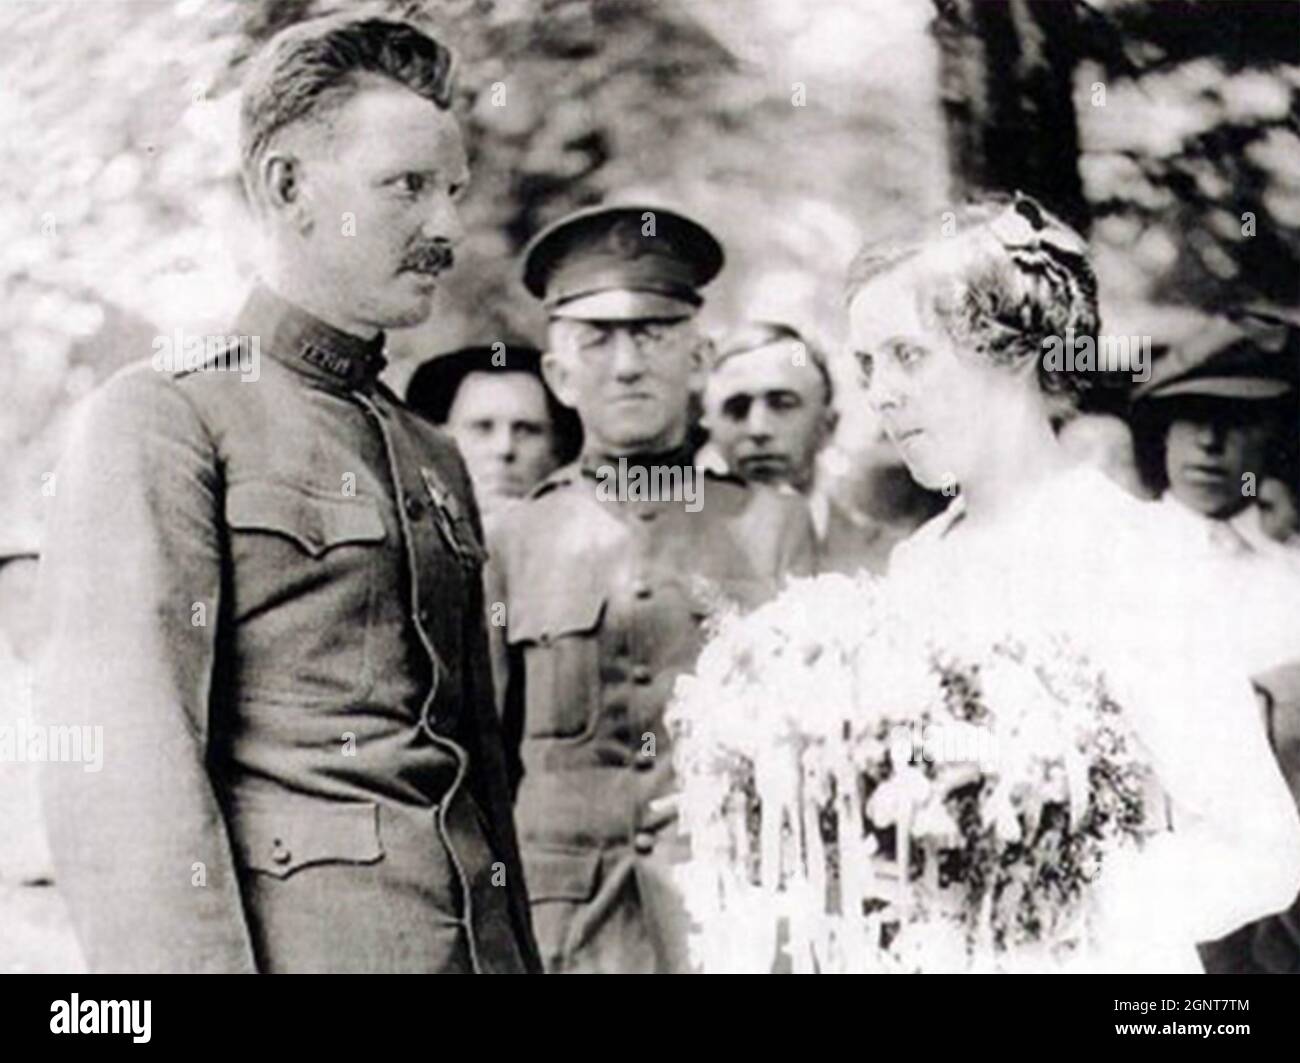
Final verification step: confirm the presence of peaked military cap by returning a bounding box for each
[521,204,724,321]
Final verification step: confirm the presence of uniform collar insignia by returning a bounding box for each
[237,284,388,390]
[577,432,703,479]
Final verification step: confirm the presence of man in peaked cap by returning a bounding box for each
[521,204,724,321]
[486,204,815,973]
[1130,310,1300,974]
[407,343,581,529]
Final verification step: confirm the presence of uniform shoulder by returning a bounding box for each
[84,359,213,424]
[528,460,583,500]
[59,361,225,480]
[486,462,583,554]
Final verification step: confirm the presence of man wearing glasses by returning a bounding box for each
[485,205,814,972]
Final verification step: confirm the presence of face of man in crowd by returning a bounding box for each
[543,317,703,455]
[1164,399,1273,519]
[265,77,469,334]
[849,257,1028,492]
[445,371,561,504]
[703,342,834,492]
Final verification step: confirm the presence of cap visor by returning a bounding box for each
[549,289,698,322]
[1140,376,1293,401]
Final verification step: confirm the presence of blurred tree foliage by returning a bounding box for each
[0,0,1295,529]
[1075,0,1300,320]
[937,0,1299,315]
[935,0,1090,230]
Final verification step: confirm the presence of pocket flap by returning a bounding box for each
[230,797,384,879]
[507,586,607,647]
[228,482,385,557]
[522,847,600,902]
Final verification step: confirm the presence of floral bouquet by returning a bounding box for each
[665,572,1151,974]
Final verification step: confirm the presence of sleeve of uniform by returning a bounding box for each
[454,477,540,970]
[483,516,525,796]
[34,369,258,973]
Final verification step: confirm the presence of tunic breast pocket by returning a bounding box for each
[506,587,607,740]
[225,481,388,701]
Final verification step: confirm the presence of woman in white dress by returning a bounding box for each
[845,193,1300,972]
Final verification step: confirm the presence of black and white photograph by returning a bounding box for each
[1,0,1299,1036]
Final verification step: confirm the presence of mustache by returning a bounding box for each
[400,240,455,276]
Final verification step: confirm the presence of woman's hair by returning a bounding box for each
[844,193,1103,413]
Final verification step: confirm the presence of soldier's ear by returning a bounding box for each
[541,349,579,410]
[687,334,713,394]
[698,372,723,433]
[261,152,312,234]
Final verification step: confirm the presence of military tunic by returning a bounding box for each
[35,285,539,973]
[486,447,815,972]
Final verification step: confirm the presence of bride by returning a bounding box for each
[838,193,1300,971]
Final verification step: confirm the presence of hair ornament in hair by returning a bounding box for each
[986,192,1088,260]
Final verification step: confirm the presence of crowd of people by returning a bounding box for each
[401,201,1300,972]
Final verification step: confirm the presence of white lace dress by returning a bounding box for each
[887,466,1300,972]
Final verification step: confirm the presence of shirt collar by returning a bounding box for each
[577,431,703,479]
[1161,492,1263,557]
[236,283,388,391]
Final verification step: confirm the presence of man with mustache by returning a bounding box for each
[485,205,815,972]
[35,15,539,973]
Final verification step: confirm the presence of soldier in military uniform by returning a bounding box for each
[485,205,815,973]
[35,15,538,973]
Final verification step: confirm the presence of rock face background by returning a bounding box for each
[0,0,1296,970]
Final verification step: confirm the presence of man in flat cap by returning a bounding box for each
[407,342,581,531]
[1133,310,1299,557]
[486,205,815,973]
[1131,310,1300,974]
[35,14,538,973]
[703,320,909,575]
